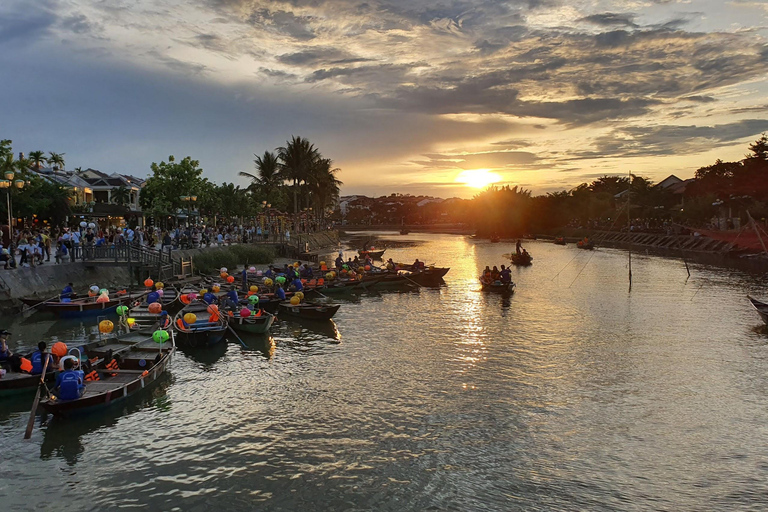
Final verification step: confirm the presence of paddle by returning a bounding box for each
[24,352,51,439]
[227,323,248,349]
[22,293,59,313]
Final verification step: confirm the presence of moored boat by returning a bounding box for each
[358,249,386,259]
[748,296,768,325]
[554,237,566,245]
[278,301,340,321]
[39,332,175,416]
[173,301,228,347]
[31,290,147,318]
[228,309,275,334]
[577,239,595,250]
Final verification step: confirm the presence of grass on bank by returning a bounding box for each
[193,245,276,275]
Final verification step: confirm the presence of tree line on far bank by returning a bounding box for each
[466,135,768,237]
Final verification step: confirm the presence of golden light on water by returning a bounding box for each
[455,169,502,189]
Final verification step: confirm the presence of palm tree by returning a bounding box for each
[28,150,46,170]
[47,151,65,170]
[111,186,130,206]
[239,151,281,200]
[277,136,320,214]
[309,158,343,222]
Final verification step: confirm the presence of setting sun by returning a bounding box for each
[455,169,502,189]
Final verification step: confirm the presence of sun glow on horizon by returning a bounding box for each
[455,169,502,189]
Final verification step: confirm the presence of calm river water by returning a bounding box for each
[2,232,768,511]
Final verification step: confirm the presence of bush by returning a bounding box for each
[193,245,276,275]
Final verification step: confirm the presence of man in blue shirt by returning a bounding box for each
[291,278,303,292]
[275,284,286,300]
[54,358,85,400]
[30,341,53,374]
[60,283,75,300]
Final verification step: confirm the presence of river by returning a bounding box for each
[2,232,768,511]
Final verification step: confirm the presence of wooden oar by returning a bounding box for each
[24,352,51,439]
[227,323,248,349]
[22,293,60,312]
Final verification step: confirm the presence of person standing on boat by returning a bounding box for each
[335,254,344,271]
[516,239,522,255]
[275,283,286,301]
[30,341,53,374]
[53,358,85,400]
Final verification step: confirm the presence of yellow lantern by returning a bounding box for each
[127,318,136,327]
[295,291,304,301]
[250,285,258,293]
[183,313,197,324]
[212,284,220,293]
[155,282,164,290]
[290,295,301,305]
[98,320,114,333]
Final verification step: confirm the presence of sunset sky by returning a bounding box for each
[1,0,767,198]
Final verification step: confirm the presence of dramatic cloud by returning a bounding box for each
[1,0,767,196]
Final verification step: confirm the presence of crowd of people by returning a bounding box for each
[0,220,316,269]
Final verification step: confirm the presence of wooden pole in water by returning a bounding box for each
[24,352,51,439]
[628,171,632,292]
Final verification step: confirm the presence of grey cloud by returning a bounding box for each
[0,9,57,45]
[248,9,316,40]
[145,50,208,75]
[60,14,97,35]
[277,48,374,66]
[572,119,768,160]
[579,13,637,28]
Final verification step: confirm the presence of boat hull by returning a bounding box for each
[229,312,275,334]
[278,302,340,321]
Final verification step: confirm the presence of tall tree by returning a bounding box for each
[111,186,130,206]
[140,156,207,218]
[277,136,319,214]
[27,150,46,170]
[309,158,343,222]
[47,151,65,170]
[240,150,281,199]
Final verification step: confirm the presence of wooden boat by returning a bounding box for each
[748,296,768,325]
[554,237,566,245]
[400,229,410,235]
[128,286,180,332]
[510,252,533,266]
[480,278,515,293]
[490,236,500,243]
[358,249,386,259]
[370,273,419,290]
[278,301,340,321]
[39,290,147,318]
[0,362,56,396]
[39,332,174,416]
[577,239,595,250]
[173,301,228,347]
[397,267,450,287]
[228,309,275,334]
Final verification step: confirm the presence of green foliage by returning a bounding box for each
[111,186,130,206]
[192,245,276,275]
[141,156,206,214]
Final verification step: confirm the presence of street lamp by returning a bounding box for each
[180,195,197,226]
[0,171,24,254]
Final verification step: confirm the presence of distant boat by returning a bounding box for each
[490,236,500,243]
[577,239,594,250]
[358,248,386,259]
[748,296,768,325]
[510,252,533,266]
[554,237,566,245]
[400,228,410,235]
[480,277,515,293]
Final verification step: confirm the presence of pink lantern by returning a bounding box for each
[187,293,197,301]
[240,308,252,318]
